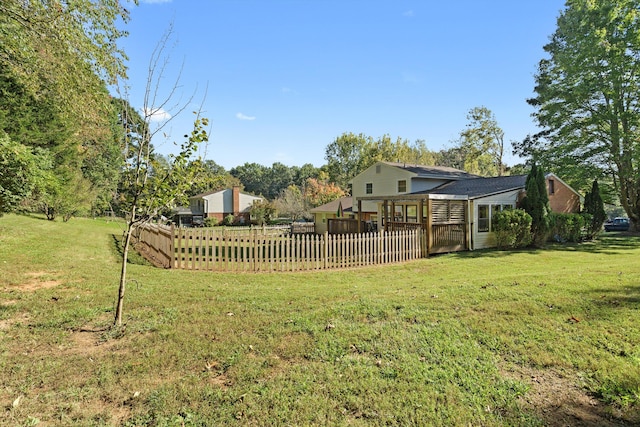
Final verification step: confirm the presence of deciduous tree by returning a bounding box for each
[0,132,50,216]
[518,0,640,230]
[304,175,346,208]
[457,106,505,176]
[113,28,208,327]
[274,185,307,221]
[325,133,374,190]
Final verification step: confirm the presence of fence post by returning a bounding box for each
[323,231,328,270]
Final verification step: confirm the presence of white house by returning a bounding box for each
[190,186,263,224]
[348,162,582,254]
[349,161,477,230]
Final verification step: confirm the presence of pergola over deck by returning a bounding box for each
[354,193,470,255]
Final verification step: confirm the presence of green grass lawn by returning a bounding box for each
[1,214,639,426]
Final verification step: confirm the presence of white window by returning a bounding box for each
[478,205,490,232]
[398,180,407,193]
[366,183,373,194]
[479,203,514,233]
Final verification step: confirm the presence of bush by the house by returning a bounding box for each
[223,214,235,226]
[549,213,586,243]
[492,209,532,249]
[250,199,276,226]
[204,217,218,227]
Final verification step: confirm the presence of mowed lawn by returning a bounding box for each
[1,214,639,426]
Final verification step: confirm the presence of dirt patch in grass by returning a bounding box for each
[13,271,63,292]
[0,319,13,330]
[503,364,635,426]
[0,311,29,331]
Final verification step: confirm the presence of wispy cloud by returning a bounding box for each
[143,107,172,122]
[282,87,300,96]
[403,10,415,17]
[402,71,421,84]
[236,112,256,121]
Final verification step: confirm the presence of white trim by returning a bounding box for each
[428,194,468,200]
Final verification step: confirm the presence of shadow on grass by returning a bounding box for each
[446,232,640,260]
[21,212,49,221]
[588,284,640,306]
[109,233,151,266]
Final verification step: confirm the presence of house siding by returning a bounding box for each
[471,190,521,250]
[192,188,262,224]
[410,178,450,193]
[351,163,416,213]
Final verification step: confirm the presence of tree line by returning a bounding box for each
[2,0,639,231]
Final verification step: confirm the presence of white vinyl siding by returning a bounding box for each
[351,162,414,213]
[472,190,520,250]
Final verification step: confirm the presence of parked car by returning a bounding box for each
[604,217,630,232]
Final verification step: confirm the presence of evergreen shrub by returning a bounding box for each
[492,209,532,249]
[549,213,585,243]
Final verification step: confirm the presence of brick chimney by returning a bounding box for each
[232,185,240,216]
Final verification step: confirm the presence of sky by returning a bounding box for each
[117,0,567,171]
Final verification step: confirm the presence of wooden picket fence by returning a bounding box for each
[132,223,426,272]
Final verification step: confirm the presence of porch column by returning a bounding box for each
[391,201,396,231]
[426,199,433,255]
[383,200,388,232]
[357,199,363,233]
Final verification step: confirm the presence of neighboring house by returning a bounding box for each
[347,161,581,254]
[190,186,264,224]
[309,196,354,234]
[172,206,196,228]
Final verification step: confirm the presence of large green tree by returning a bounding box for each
[230,162,269,197]
[0,132,51,216]
[457,106,505,176]
[519,0,640,230]
[0,1,131,218]
[325,133,439,190]
[0,0,130,88]
[325,132,374,190]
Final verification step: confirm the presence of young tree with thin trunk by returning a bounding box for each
[113,28,208,327]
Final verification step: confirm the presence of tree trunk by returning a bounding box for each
[114,222,134,326]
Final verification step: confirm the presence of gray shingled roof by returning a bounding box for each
[381,162,478,180]
[426,175,527,198]
[309,196,353,213]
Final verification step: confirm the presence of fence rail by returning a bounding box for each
[133,224,425,272]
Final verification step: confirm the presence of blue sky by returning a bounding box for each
[118,0,566,170]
